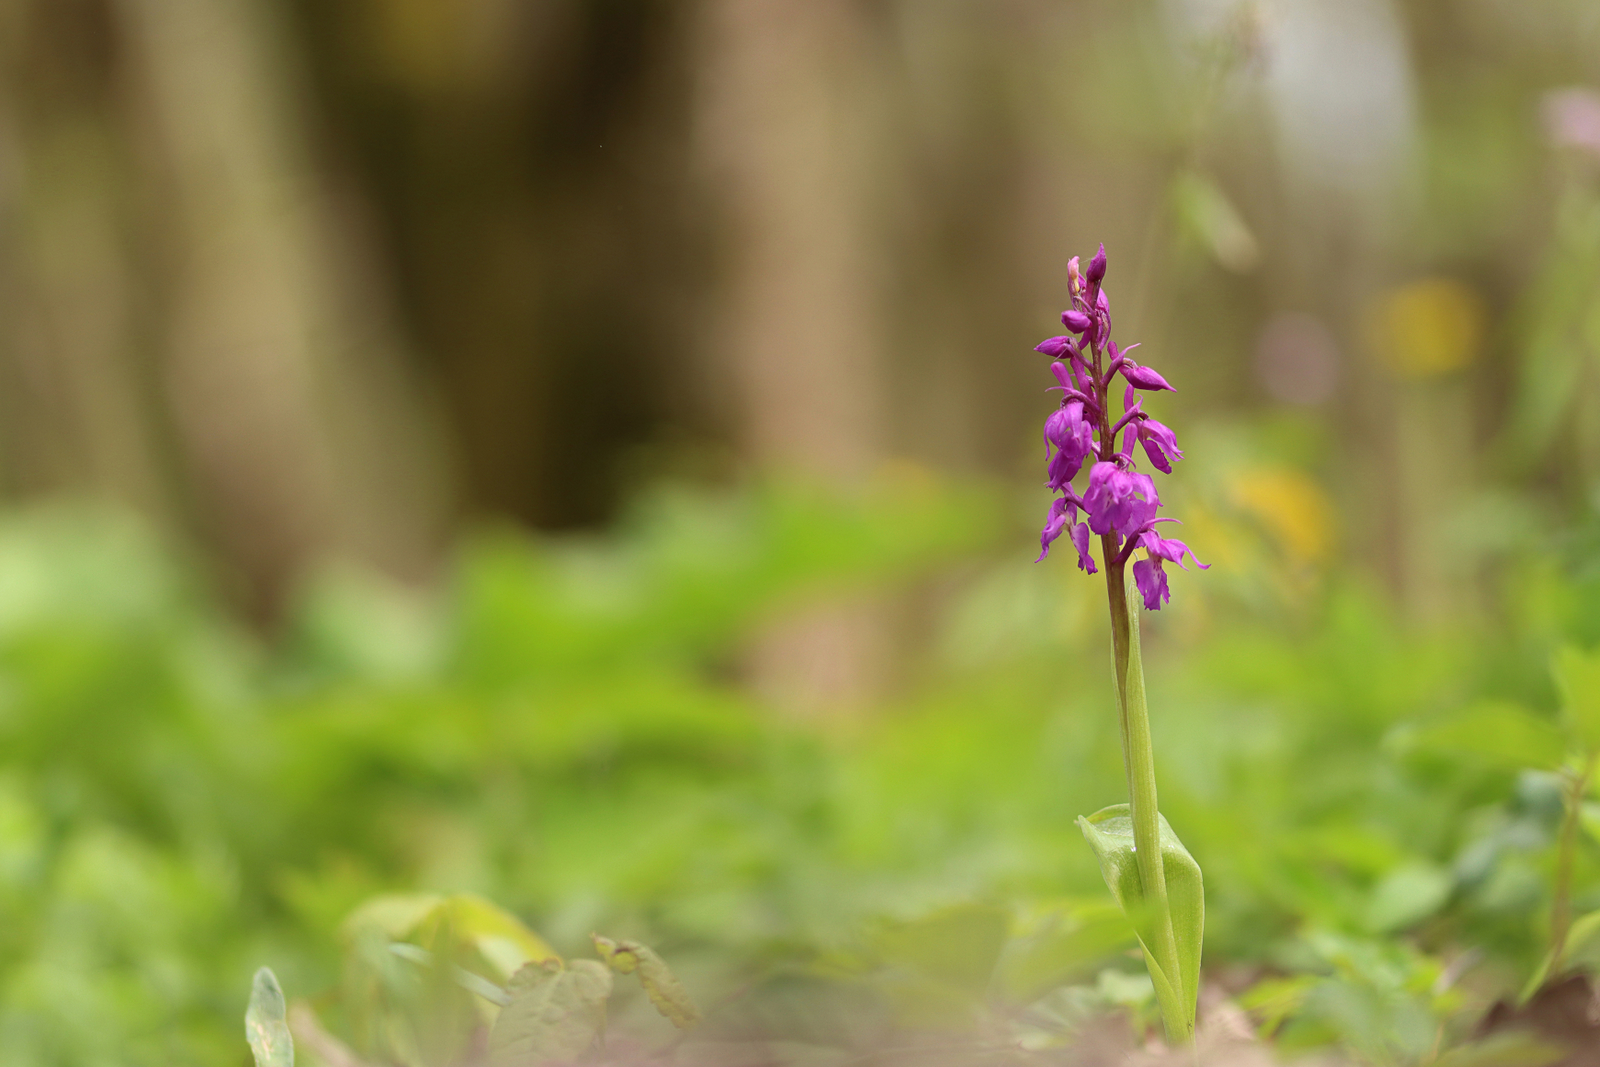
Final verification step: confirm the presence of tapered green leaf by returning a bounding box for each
[1555,646,1600,752]
[246,967,294,1067]
[488,959,612,1067]
[1365,860,1452,933]
[591,935,702,1029]
[1077,804,1204,1039]
[1563,908,1600,970]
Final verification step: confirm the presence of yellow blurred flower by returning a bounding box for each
[1367,278,1487,379]
[1228,466,1336,566]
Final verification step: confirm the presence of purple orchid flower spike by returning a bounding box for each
[1023,243,1200,611]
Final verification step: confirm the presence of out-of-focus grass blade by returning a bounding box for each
[1171,168,1260,273]
[386,941,511,1005]
[246,967,294,1067]
[1431,1031,1567,1067]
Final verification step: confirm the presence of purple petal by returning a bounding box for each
[1122,363,1175,392]
[1047,442,1085,489]
[1045,400,1088,449]
[1035,336,1073,356]
[1061,310,1092,334]
[1132,557,1169,610]
[1049,361,1074,390]
[1140,437,1172,474]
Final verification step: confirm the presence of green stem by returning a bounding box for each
[1103,543,1186,1043]
[1552,754,1595,972]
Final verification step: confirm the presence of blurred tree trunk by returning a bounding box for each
[696,0,890,717]
[0,0,448,619]
[0,2,169,516]
[115,0,448,616]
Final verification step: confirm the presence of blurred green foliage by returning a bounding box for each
[3,475,1600,1064]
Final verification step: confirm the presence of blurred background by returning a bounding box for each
[7,0,1600,1063]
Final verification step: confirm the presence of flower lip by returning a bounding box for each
[1132,557,1169,610]
[1036,497,1073,562]
[1071,521,1097,574]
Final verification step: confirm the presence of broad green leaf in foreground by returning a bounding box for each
[592,934,702,1029]
[999,900,1134,1001]
[246,967,294,1067]
[488,959,613,1067]
[867,903,1009,998]
[344,892,560,982]
[1077,804,1203,1041]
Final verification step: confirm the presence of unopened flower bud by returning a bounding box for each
[1061,310,1092,334]
[1121,363,1175,392]
[1086,244,1107,287]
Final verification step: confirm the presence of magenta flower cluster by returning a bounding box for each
[1033,245,1206,610]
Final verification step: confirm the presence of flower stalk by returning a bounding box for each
[1107,571,1187,1040]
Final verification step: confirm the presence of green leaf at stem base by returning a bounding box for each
[1077,803,1204,1041]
